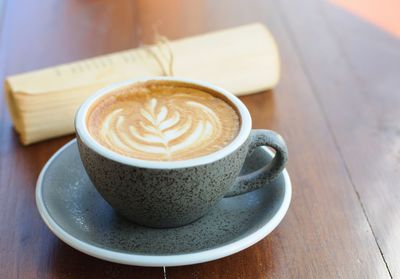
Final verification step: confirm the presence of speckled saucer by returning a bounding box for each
[36,139,291,267]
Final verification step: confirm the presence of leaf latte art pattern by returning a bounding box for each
[88,84,240,161]
[102,98,217,156]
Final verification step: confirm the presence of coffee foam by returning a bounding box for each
[87,81,240,161]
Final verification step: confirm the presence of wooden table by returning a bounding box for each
[1,0,399,278]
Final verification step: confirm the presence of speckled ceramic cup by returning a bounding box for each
[75,77,288,228]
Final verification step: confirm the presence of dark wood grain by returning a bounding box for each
[276,0,400,277]
[0,0,397,278]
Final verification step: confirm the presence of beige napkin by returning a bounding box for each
[4,23,280,145]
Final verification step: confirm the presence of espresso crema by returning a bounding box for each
[87,81,240,161]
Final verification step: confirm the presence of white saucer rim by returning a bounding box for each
[36,139,292,267]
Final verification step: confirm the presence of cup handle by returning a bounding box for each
[224,129,288,197]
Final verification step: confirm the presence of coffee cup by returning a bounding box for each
[75,77,288,228]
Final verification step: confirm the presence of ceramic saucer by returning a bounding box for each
[36,139,291,267]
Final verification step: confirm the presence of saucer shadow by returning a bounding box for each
[167,232,280,278]
[49,241,163,278]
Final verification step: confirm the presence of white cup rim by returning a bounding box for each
[75,77,252,169]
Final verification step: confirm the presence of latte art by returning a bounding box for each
[102,99,219,156]
[87,82,240,161]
